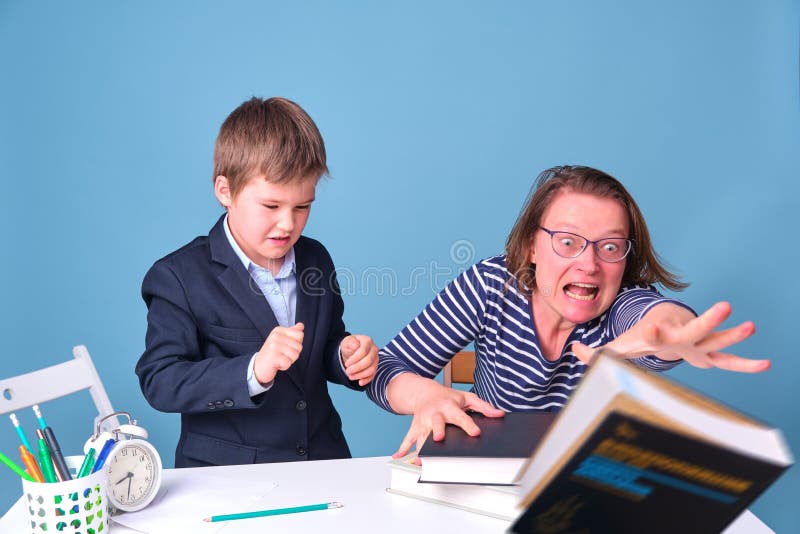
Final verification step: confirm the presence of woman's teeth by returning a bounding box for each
[564,283,598,301]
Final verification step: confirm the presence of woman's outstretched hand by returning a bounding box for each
[572,301,770,373]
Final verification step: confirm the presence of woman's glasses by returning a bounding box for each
[539,227,632,263]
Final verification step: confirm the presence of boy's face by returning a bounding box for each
[215,174,316,272]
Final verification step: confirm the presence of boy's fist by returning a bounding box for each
[254,323,304,385]
[340,334,379,386]
[340,336,361,358]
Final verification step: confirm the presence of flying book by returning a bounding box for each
[417,412,557,485]
[510,352,793,534]
[387,455,771,532]
[387,454,520,520]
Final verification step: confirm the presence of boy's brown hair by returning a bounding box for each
[213,97,328,196]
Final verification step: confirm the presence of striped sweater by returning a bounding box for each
[367,255,688,413]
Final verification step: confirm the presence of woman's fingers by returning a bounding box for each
[671,302,732,344]
[392,432,415,459]
[696,321,756,353]
[679,351,714,369]
[444,407,482,437]
[572,303,766,375]
[708,352,771,373]
[430,412,448,441]
[392,389,498,459]
[392,422,428,458]
[464,394,505,418]
[571,342,594,364]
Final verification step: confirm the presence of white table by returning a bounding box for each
[1,456,772,533]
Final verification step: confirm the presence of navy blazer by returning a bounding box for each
[136,215,362,467]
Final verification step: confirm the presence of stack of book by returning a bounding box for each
[386,354,793,533]
[387,412,557,520]
[387,454,520,520]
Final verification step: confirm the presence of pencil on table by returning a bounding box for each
[203,502,343,522]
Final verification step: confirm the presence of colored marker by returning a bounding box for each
[43,427,72,481]
[0,451,34,482]
[9,414,33,453]
[35,429,57,483]
[91,438,116,474]
[203,502,343,522]
[77,448,96,478]
[32,405,47,430]
[19,445,43,483]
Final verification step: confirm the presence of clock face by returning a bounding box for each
[106,441,162,512]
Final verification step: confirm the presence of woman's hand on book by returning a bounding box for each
[391,379,504,460]
[572,302,770,373]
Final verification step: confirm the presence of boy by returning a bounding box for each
[136,97,378,467]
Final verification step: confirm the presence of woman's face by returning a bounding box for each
[529,189,629,328]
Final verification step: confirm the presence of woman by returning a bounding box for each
[366,165,769,458]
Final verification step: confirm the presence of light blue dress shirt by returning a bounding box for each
[223,215,297,396]
[223,215,348,396]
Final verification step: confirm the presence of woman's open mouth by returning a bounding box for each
[564,283,598,301]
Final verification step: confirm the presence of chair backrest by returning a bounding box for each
[0,345,116,431]
[442,351,477,388]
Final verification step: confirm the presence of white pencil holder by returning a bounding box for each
[20,455,109,534]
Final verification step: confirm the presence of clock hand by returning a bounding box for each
[115,472,133,486]
[126,475,132,499]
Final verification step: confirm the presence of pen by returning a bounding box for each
[19,445,43,483]
[0,451,35,482]
[91,438,116,474]
[77,448,96,478]
[203,501,343,522]
[32,405,47,430]
[9,414,33,453]
[35,429,57,483]
[43,427,72,481]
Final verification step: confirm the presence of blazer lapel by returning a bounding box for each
[209,215,305,391]
[293,239,320,382]
[208,215,280,347]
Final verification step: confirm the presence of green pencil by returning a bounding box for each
[203,501,343,522]
[0,451,35,482]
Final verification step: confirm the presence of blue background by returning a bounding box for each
[1,1,797,530]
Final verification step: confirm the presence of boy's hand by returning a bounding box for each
[340,335,379,386]
[253,323,305,385]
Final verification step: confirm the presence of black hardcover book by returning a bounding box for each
[418,412,557,485]
[510,355,792,534]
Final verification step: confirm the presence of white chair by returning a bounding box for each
[0,345,117,431]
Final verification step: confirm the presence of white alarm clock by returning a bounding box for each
[85,412,163,513]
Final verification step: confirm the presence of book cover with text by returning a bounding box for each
[512,354,792,533]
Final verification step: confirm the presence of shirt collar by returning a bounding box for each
[223,214,296,278]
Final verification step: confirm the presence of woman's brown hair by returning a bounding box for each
[505,165,687,296]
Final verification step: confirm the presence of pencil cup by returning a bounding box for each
[20,455,109,534]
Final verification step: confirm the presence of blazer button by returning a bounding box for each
[295,400,307,411]
[214,400,224,408]
[207,402,216,410]
[296,446,306,456]
[223,399,234,407]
